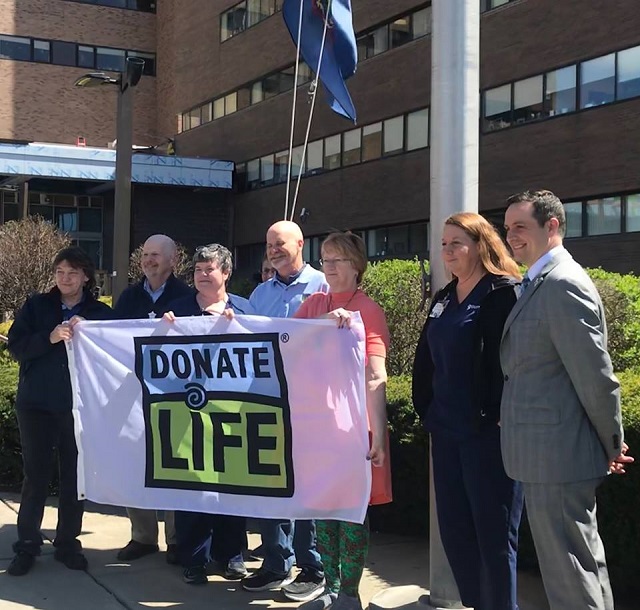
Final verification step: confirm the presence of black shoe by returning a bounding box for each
[282,567,326,602]
[117,540,159,561]
[183,565,208,585]
[166,544,179,565]
[7,552,35,576]
[241,567,295,591]
[248,544,265,560]
[54,548,88,571]
[225,554,248,580]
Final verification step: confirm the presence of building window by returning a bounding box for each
[78,45,95,68]
[0,35,30,61]
[484,84,512,130]
[64,0,156,12]
[362,122,382,161]
[586,197,621,235]
[383,116,404,154]
[225,92,238,114]
[387,225,409,256]
[260,154,274,185]
[409,222,429,253]
[51,41,77,66]
[617,45,640,101]
[291,145,305,177]
[406,108,429,150]
[247,0,273,28]
[247,159,260,189]
[513,75,544,123]
[221,3,247,41]
[343,128,362,166]
[544,65,576,115]
[96,47,125,71]
[306,140,323,173]
[188,108,201,129]
[33,40,50,63]
[201,102,212,123]
[626,194,640,232]
[411,7,432,39]
[213,98,225,119]
[390,18,411,49]
[357,26,389,61]
[564,202,583,238]
[324,134,341,170]
[274,150,289,182]
[580,54,615,109]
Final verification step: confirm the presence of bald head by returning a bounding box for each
[141,234,176,289]
[266,221,305,279]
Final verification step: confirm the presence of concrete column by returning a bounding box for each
[370,1,479,608]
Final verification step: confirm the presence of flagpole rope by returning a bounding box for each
[284,0,306,221]
[289,0,332,222]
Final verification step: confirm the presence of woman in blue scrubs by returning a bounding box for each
[412,213,524,610]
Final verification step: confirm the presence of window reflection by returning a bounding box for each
[586,197,621,235]
[580,54,615,108]
[545,66,576,115]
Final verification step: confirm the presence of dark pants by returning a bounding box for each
[431,427,524,610]
[14,408,84,556]
[175,511,247,568]
[260,518,323,575]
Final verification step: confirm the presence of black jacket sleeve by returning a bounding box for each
[476,284,517,424]
[7,296,56,363]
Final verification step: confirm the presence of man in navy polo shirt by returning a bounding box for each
[243,220,328,603]
[114,234,193,565]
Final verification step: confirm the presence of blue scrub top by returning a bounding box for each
[167,292,253,316]
[426,274,493,440]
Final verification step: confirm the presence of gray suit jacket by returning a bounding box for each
[500,248,623,483]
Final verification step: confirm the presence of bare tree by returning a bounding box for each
[128,242,193,285]
[0,217,71,318]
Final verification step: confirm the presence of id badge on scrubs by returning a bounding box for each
[430,298,449,318]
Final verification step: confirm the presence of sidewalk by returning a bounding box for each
[0,493,556,609]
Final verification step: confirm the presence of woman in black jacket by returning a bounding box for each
[412,213,524,610]
[7,247,112,576]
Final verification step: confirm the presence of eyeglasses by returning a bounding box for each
[319,258,351,267]
[194,267,219,275]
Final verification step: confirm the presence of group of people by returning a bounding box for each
[412,190,632,610]
[4,188,633,610]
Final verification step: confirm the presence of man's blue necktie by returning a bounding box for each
[520,275,531,293]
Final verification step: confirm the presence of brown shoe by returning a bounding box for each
[117,540,158,561]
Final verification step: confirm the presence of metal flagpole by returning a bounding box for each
[370,1,480,608]
[425,0,480,607]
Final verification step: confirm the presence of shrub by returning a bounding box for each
[362,259,429,377]
[0,217,71,317]
[370,375,429,535]
[587,269,640,371]
[128,242,192,285]
[0,360,20,490]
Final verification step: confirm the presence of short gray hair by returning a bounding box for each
[193,243,233,278]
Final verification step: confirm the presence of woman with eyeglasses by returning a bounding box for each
[163,244,253,585]
[293,231,391,610]
[412,213,523,610]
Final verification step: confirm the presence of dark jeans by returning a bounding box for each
[14,408,84,556]
[175,511,247,568]
[260,518,323,575]
[431,427,524,610]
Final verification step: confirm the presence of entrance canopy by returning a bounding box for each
[0,142,233,189]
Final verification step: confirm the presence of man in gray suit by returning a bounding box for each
[500,190,633,610]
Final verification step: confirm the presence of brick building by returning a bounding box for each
[1,0,640,280]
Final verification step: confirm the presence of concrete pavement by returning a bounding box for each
[0,492,608,610]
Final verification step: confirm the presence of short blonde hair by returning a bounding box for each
[321,231,368,284]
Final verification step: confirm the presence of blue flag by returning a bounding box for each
[283,0,357,122]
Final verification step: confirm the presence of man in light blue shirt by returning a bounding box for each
[243,220,328,603]
[249,221,327,317]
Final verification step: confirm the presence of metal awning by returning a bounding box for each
[0,142,233,189]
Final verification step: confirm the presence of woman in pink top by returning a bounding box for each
[294,231,391,610]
